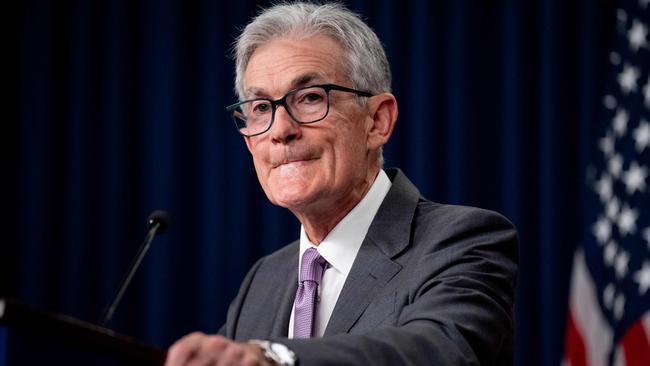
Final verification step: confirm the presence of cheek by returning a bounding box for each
[250,150,273,187]
[331,110,370,147]
[248,139,271,169]
[334,128,367,161]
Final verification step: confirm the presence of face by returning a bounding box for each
[242,35,377,215]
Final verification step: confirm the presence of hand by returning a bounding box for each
[165,332,274,366]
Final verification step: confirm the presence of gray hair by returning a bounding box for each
[233,2,392,99]
[233,2,390,167]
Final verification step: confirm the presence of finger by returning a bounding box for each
[240,345,271,366]
[216,341,245,366]
[195,335,230,365]
[165,332,207,366]
[218,343,269,366]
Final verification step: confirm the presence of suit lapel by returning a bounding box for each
[323,236,401,335]
[324,169,421,335]
[270,261,298,337]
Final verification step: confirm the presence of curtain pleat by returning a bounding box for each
[7,1,617,365]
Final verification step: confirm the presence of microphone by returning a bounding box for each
[99,210,170,327]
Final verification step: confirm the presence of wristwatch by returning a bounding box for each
[249,340,298,366]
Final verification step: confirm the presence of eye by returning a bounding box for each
[296,90,326,105]
[251,101,272,114]
[303,92,323,103]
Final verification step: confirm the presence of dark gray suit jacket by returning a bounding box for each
[220,168,518,365]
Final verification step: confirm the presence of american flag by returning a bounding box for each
[563,1,650,365]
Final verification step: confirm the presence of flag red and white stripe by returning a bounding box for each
[563,250,650,366]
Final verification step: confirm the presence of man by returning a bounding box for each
[166,2,517,365]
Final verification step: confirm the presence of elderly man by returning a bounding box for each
[166,2,517,365]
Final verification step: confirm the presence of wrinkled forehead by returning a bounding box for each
[242,35,348,98]
[244,72,328,99]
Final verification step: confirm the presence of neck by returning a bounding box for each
[294,166,380,244]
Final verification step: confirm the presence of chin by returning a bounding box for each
[266,169,316,196]
[270,188,316,209]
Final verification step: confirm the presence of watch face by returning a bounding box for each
[271,342,296,362]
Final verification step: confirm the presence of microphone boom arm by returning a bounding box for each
[99,211,168,327]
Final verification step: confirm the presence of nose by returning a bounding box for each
[269,105,302,144]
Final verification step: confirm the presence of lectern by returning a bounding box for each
[0,298,166,365]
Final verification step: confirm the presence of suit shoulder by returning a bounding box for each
[415,200,516,233]
[234,240,299,303]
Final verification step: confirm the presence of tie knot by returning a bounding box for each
[299,247,326,284]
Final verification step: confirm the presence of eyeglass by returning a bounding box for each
[226,83,374,137]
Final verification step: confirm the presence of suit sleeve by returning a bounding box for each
[277,207,518,366]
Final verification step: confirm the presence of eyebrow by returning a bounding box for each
[244,72,327,99]
[290,72,323,88]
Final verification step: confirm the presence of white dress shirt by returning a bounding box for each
[288,169,392,338]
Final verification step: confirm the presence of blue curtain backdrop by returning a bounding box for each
[6,0,618,365]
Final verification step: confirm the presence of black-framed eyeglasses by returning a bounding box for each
[226,83,374,137]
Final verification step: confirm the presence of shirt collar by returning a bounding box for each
[299,169,392,276]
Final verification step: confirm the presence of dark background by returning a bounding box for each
[5,0,618,365]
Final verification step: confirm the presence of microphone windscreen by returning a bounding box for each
[147,210,170,234]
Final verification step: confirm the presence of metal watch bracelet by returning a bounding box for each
[249,339,297,366]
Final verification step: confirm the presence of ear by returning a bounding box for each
[366,93,398,151]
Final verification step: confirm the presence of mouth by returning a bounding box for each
[272,157,316,168]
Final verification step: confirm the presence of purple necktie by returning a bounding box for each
[293,247,327,338]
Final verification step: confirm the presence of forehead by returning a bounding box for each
[243,35,346,97]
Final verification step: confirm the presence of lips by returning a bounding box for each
[272,156,315,168]
[270,148,318,168]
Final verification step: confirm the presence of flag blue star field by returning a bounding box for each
[563,1,650,365]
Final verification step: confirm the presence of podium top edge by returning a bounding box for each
[0,298,166,365]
